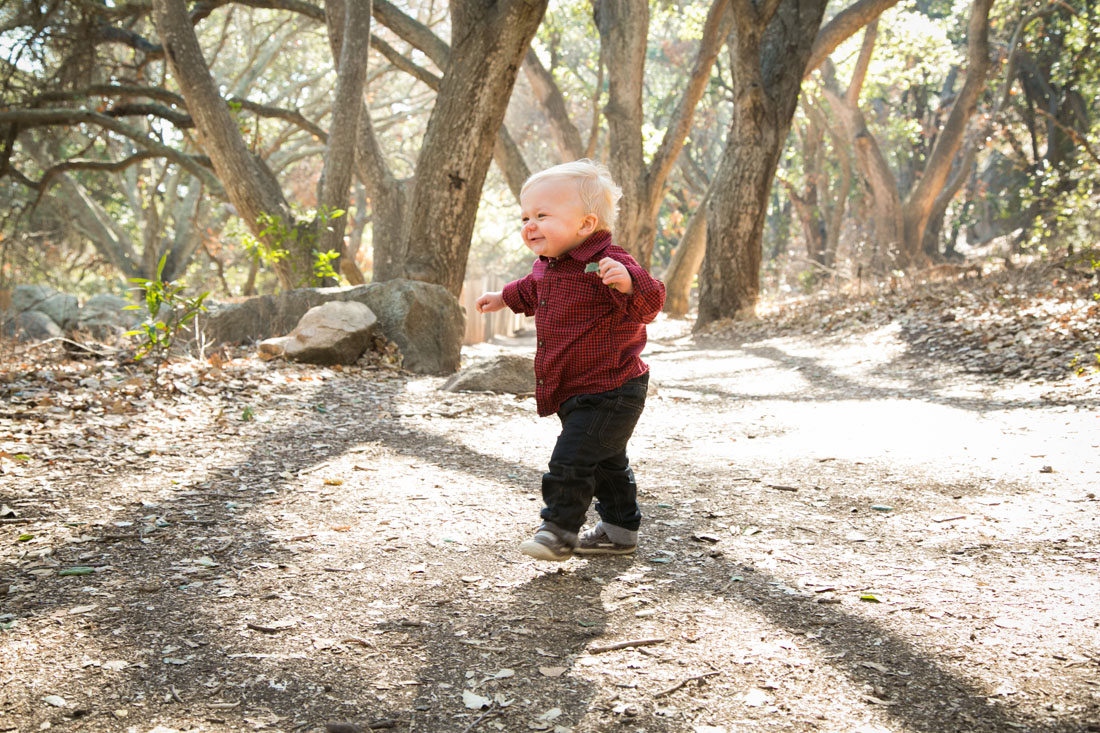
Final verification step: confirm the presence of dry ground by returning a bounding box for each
[1,272,1098,733]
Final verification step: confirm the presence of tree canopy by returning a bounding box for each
[1,0,1095,325]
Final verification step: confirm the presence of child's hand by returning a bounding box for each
[475,291,505,313]
[597,257,634,295]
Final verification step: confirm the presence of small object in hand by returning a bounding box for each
[586,260,617,289]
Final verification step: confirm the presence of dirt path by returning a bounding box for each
[1,315,1098,733]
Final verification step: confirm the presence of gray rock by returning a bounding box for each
[442,353,536,395]
[2,310,63,342]
[76,293,138,337]
[258,301,378,365]
[202,279,464,374]
[12,285,79,329]
[348,280,464,375]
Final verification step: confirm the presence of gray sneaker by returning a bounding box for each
[575,525,637,555]
[519,530,574,561]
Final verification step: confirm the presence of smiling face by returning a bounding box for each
[519,179,599,259]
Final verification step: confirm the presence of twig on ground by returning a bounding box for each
[654,670,721,698]
[461,704,498,733]
[589,637,666,654]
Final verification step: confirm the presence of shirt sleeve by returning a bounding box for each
[502,271,538,316]
[607,253,666,324]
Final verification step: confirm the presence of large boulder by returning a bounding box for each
[12,285,79,329]
[258,301,377,365]
[349,280,464,375]
[201,279,464,374]
[2,310,63,342]
[76,293,138,337]
[442,353,535,394]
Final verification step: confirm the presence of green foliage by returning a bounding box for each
[124,255,209,375]
[243,205,345,289]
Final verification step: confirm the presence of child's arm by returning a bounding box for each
[595,258,634,295]
[499,272,539,316]
[600,253,666,324]
[475,291,505,313]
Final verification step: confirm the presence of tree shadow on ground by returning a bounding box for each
[652,342,1100,413]
[2,374,1095,732]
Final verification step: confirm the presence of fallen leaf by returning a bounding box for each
[743,688,770,707]
[462,690,492,710]
[539,667,567,677]
[42,695,66,707]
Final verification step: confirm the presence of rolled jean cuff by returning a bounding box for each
[597,521,638,546]
[540,521,578,547]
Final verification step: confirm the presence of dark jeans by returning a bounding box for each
[541,372,649,536]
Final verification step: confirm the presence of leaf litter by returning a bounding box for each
[0,264,1097,731]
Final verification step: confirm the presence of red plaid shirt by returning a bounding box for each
[502,230,666,416]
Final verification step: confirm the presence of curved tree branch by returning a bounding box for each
[0,108,222,192]
[803,0,901,79]
[522,48,585,161]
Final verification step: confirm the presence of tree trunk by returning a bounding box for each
[898,0,994,267]
[400,0,548,297]
[698,0,828,327]
[151,0,301,288]
[593,0,649,259]
[663,189,710,318]
[317,0,372,283]
[593,0,731,267]
[522,48,585,162]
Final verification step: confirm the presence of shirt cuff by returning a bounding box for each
[501,281,533,316]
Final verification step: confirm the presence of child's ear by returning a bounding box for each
[579,213,599,235]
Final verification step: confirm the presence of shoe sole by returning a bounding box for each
[574,545,636,556]
[519,539,573,561]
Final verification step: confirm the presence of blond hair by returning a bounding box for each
[521,159,623,232]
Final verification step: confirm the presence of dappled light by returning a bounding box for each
[2,0,1099,730]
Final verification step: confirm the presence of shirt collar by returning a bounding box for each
[541,230,613,263]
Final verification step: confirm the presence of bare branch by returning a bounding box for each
[803,0,901,79]
[104,102,193,128]
[523,48,585,161]
[0,108,222,192]
[647,0,732,207]
[33,152,160,197]
[372,0,449,67]
[845,17,877,105]
[372,34,440,90]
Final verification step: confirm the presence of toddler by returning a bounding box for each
[476,160,666,560]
